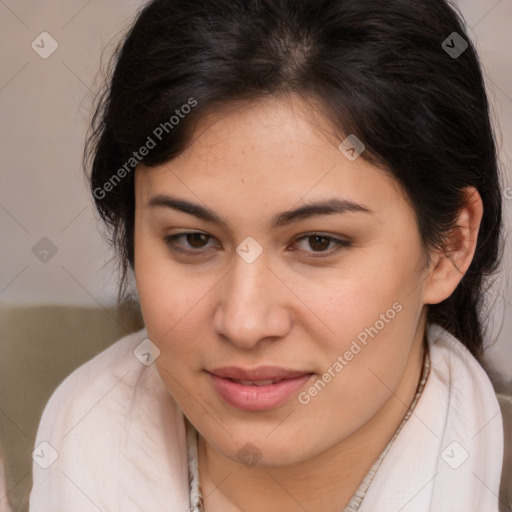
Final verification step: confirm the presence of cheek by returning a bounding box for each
[133,235,220,394]
[136,269,208,360]
[293,242,422,344]
[136,258,208,409]
[293,303,419,450]
[134,231,198,334]
[292,244,424,404]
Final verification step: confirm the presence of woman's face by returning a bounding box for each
[134,94,431,466]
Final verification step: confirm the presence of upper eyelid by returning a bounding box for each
[167,230,345,242]
[165,231,349,251]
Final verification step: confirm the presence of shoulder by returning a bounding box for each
[37,326,151,434]
[29,327,190,511]
[426,323,494,384]
[425,323,503,419]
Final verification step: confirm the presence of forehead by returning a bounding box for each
[135,95,404,215]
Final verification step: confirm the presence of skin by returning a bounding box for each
[133,93,483,512]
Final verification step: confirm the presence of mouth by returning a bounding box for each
[208,365,312,381]
[228,378,287,386]
[207,366,314,411]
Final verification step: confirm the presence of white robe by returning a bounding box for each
[29,324,504,511]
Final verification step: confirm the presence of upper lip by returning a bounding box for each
[208,366,312,381]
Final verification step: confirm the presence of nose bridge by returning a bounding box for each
[230,254,270,305]
[214,249,289,347]
[226,252,271,319]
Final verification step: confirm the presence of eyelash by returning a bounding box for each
[162,231,351,258]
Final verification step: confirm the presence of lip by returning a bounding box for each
[209,366,311,381]
[207,366,314,411]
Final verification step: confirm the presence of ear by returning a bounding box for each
[422,186,483,305]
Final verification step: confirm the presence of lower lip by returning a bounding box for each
[209,373,313,411]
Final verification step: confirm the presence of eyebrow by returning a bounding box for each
[148,194,374,229]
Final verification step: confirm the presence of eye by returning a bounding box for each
[290,233,351,257]
[162,231,351,257]
[163,231,218,254]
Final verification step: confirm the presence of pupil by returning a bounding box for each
[188,233,208,248]
[310,235,329,251]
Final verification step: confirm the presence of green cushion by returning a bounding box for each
[0,301,143,512]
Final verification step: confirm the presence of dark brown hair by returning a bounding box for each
[85,0,503,362]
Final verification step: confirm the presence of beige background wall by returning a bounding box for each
[1,0,512,378]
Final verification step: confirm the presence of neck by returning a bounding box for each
[197,328,427,512]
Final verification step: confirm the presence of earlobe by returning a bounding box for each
[422,186,484,305]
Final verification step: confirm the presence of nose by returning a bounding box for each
[213,251,292,350]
